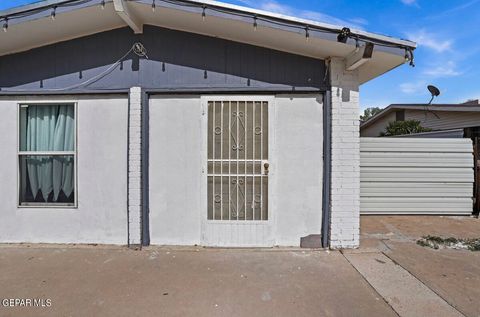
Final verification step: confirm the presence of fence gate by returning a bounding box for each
[202,96,273,247]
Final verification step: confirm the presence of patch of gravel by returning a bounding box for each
[416,235,480,251]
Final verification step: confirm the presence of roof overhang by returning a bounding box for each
[0,0,416,84]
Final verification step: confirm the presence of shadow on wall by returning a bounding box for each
[335,86,358,102]
[0,25,326,92]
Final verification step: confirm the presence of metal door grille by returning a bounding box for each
[208,101,268,221]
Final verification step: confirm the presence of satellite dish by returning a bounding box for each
[425,85,441,119]
[428,85,441,98]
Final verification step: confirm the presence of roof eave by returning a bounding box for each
[0,0,417,50]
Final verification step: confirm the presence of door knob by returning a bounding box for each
[263,161,270,175]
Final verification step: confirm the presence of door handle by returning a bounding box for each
[262,161,270,175]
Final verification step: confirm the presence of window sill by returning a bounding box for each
[18,203,78,209]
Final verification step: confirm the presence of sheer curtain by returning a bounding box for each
[24,105,75,202]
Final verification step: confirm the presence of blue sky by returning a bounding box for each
[2,0,480,110]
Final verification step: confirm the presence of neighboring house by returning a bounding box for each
[360,100,480,137]
[0,0,416,248]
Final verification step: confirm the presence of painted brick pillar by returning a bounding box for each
[328,58,361,249]
[128,87,142,246]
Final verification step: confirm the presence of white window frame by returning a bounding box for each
[17,101,78,208]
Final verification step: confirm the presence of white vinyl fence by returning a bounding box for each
[360,138,474,215]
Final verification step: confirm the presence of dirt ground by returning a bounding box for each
[360,215,480,317]
[0,215,478,317]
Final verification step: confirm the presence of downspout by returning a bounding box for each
[321,62,332,249]
[141,90,150,246]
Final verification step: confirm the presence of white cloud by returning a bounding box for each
[448,0,480,11]
[423,61,461,78]
[406,29,453,53]
[236,0,367,29]
[249,0,291,15]
[400,80,427,94]
[429,0,480,18]
[401,0,417,5]
[348,17,369,26]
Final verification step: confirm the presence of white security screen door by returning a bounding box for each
[203,96,273,247]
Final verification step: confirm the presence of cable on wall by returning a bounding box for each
[54,42,148,91]
[1,42,148,92]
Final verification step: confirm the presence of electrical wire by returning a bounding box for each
[145,0,336,35]
[55,42,148,91]
[1,42,148,92]
[1,0,95,21]
[139,0,415,64]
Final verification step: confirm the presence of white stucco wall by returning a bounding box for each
[148,94,323,247]
[0,95,128,244]
[273,95,323,246]
[149,96,203,245]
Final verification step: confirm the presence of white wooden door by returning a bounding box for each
[201,96,274,247]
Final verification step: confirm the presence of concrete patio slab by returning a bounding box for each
[0,246,396,317]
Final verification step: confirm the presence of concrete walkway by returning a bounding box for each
[0,246,395,317]
[0,216,478,317]
[344,252,463,317]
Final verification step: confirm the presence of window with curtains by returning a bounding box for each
[18,103,76,206]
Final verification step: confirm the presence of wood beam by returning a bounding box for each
[113,0,143,34]
[345,42,374,71]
